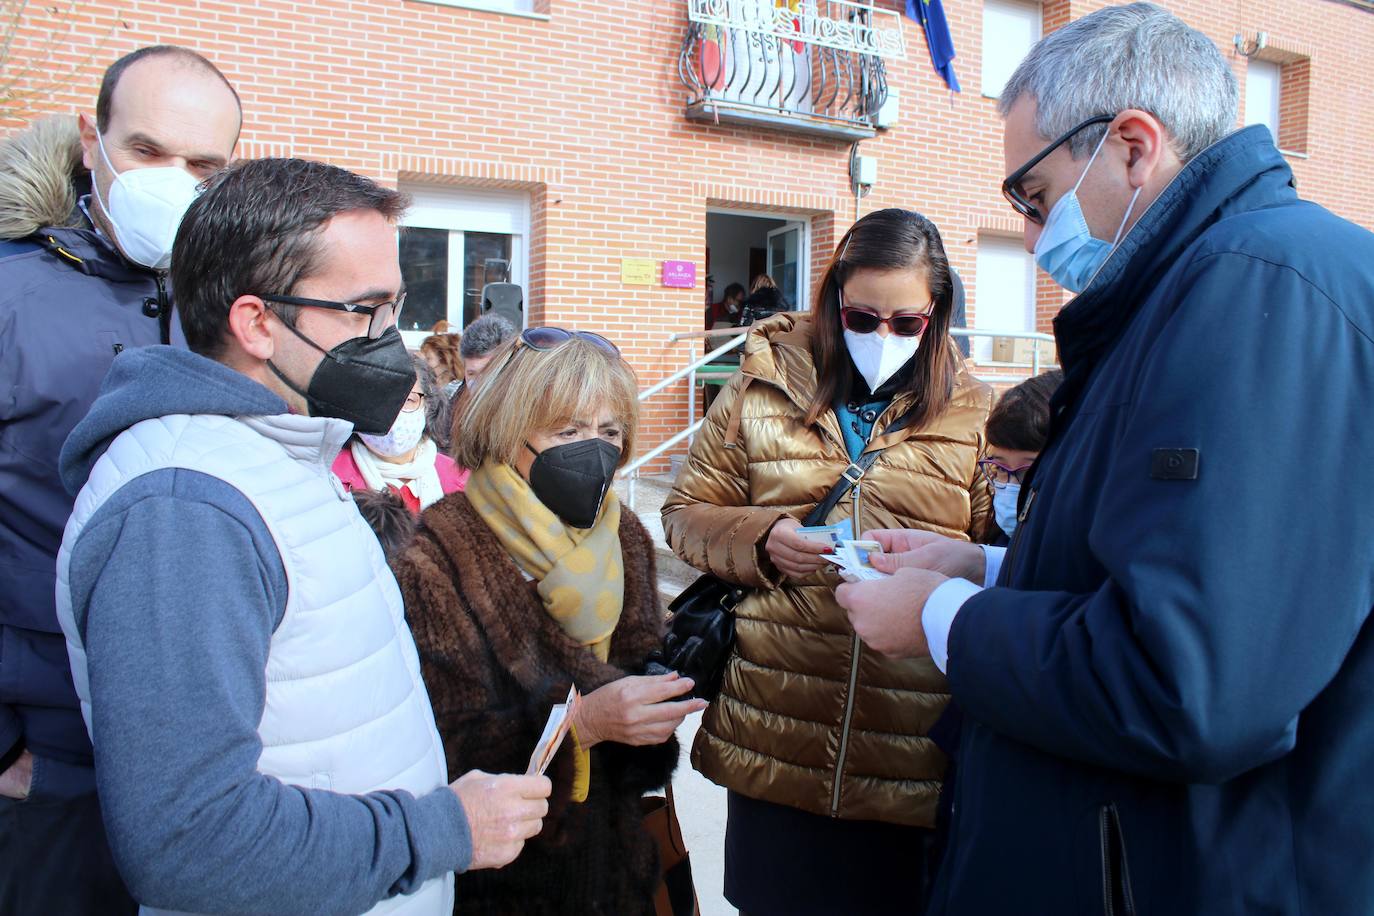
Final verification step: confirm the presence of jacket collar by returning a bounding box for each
[1053,125,1296,377]
[740,311,991,451]
[241,414,354,476]
[38,196,157,284]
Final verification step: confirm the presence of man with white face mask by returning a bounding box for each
[0,47,239,915]
[836,4,1374,913]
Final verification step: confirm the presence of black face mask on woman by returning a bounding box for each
[267,324,416,436]
[527,437,621,529]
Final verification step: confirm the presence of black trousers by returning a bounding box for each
[724,791,937,916]
[0,790,136,916]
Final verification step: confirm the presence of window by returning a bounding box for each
[397,185,529,346]
[416,0,537,14]
[973,234,1036,362]
[1244,59,1281,143]
[982,0,1041,99]
[1243,53,1310,155]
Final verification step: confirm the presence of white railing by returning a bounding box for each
[619,325,1059,510]
[620,326,748,510]
[950,328,1059,382]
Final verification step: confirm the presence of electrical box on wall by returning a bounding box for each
[851,155,877,187]
[876,87,900,129]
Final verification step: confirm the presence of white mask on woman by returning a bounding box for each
[843,329,921,393]
[359,405,427,458]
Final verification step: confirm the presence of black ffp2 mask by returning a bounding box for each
[527,438,621,529]
[268,323,415,435]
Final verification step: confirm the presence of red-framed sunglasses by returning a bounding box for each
[838,291,933,337]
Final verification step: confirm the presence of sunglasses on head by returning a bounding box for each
[519,326,620,355]
[838,291,933,338]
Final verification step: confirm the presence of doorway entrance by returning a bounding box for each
[705,209,809,328]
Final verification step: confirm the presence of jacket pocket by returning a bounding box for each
[1099,803,1136,916]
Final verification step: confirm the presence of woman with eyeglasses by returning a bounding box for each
[331,354,468,513]
[392,328,707,915]
[662,208,994,915]
[981,369,1063,544]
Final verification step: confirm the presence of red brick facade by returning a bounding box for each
[6,0,1372,464]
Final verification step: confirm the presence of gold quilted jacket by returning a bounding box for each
[662,312,993,827]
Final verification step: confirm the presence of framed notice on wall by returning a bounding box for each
[620,258,656,285]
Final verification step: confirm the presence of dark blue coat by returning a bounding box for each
[0,219,172,797]
[932,126,1374,914]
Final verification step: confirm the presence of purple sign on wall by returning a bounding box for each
[661,260,697,288]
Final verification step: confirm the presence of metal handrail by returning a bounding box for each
[619,418,707,510]
[637,331,747,402]
[669,325,757,341]
[950,328,1059,377]
[621,327,747,510]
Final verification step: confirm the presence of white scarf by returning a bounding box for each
[349,437,446,509]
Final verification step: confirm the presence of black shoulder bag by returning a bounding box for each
[656,416,909,701]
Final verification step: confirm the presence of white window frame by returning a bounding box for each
[409,0,549,21]
[398,185,530,348]
[1244,59,1282,144]
[973,234,1037,362]
[981,0,1041,100]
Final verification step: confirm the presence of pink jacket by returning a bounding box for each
[331,446,468,511]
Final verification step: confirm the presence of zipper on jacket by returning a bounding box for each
[1099,803,1136,916]
[998,487,1036,587]
[155,272,171,345]
[831,480,866,816]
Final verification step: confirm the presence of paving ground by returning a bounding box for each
[611,474,736,916]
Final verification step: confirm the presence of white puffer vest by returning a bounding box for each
[55,413,453,916]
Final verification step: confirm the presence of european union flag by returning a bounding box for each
[905,0,961,93]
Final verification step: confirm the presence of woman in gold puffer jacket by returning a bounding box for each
[663,209,993,916]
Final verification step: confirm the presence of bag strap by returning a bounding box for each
[800,411,912,527]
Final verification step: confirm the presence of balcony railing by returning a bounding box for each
[678,0,897,141]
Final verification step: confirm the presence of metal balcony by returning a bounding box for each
[677,1,892,142]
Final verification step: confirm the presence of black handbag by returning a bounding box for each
[659,417,908,701]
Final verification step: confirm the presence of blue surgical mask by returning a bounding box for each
[993,483,1021,538]
[1033,131,1142,293]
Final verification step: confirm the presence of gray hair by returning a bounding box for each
[459,314,517,359]
[998,3,1238,162]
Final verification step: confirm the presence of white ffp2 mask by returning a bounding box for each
[92,132,201,269]
[843,328,921,393]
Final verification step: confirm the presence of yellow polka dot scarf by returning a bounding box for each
[466,460,624,661]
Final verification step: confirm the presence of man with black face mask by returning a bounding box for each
[51,157,551,916]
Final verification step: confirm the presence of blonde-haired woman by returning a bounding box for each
[393,327,707,915]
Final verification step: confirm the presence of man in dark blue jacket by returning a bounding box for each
[837,4,1374,913]
[0,47,239,914]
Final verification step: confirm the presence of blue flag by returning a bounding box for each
[905,0,961,93]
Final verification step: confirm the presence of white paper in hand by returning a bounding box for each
[823,539,889,582]
[526,685,581,776]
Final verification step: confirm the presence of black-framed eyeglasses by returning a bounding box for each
[1001,114,1115,225]
[978,458,1033,489]
[838,291,933,338]
[401,390,425,413]
[262,291,407,339]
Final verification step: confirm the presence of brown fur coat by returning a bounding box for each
[393,492,677,916]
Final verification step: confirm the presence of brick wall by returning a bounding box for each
[5,0,1372,467]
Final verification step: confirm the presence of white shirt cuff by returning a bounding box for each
[923,577,983,674]
[981,545,1007,588]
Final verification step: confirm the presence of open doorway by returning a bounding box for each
[704,209,809,330]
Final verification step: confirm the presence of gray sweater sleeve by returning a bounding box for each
[68,468,471,915]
